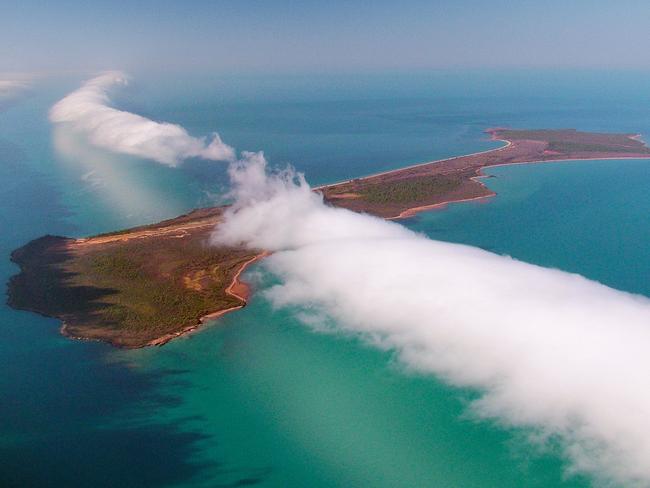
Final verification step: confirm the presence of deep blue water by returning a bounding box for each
[1,71,649,487]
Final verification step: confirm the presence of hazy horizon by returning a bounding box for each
[4,0,650,75]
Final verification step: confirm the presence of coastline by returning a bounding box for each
[314,132,512,191]
[59,251,268,349]
[12,128,650,348]
[143,251,268,347]
[392,152,650,221]
[145,252,268,348]
[383,129,509,219]
[349,130,650,220]
[174,131,650,344]
[390,192,496,219]
[178,130,650,344]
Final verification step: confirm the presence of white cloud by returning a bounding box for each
[49,71,235,166]
[0,78,30,102]
[51,125,184,223]
[213,154,650,486]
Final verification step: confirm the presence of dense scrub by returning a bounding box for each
[360,175,462,204]
[8,216,258,348]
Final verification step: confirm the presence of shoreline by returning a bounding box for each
[367,131,650,220]
[390,192,497,219]
[314,132,512,191]
[140,251,270,347]
[15,128,650,349]
[60,251,268,349]
[142,251,268,348]
[60,134,650,346]
[172,131,650,345]
[392,153,650,220]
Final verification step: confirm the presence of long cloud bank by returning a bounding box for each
[213,154,650,486]
[49,72,234,166]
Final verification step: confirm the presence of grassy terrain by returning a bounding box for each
[8,215,258,348]
[495,129,650,154]
[321,128,650,218]
[360,174,462,204]
[546,141,648,153]
[68,241,253,336]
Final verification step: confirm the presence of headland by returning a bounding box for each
[8,128,650,347]
[8,207,261,348]
[319,128,650,219]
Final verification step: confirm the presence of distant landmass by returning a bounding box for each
[8,129,650,348]
[320,128,650,218]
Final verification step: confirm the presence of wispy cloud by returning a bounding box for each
[0,80,26,97]
[0,77,30,106]
[213,155,650,486]
[49,71,235,166]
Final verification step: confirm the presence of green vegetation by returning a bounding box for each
[360,175,462,204]
[496,129,650,154]
[546,141,646,153]
[68,242,250,334]
[9,128,650,347]
[8,217,258,348]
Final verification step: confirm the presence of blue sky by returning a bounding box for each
[3,0,650,74]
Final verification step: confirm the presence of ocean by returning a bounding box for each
[1,70,649,487]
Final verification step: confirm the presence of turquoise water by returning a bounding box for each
[410,159,650,298]
[1,72,650,486]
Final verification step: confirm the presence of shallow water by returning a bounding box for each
[1,71,649,486]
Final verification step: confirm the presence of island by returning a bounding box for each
[8,129,650,347]
[8,207,263,347]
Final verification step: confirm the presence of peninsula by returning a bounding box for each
[8,129,650,347]
[320,128,650,218]
[8,207,262,348]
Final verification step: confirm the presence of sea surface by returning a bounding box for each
[1,71,649,487]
